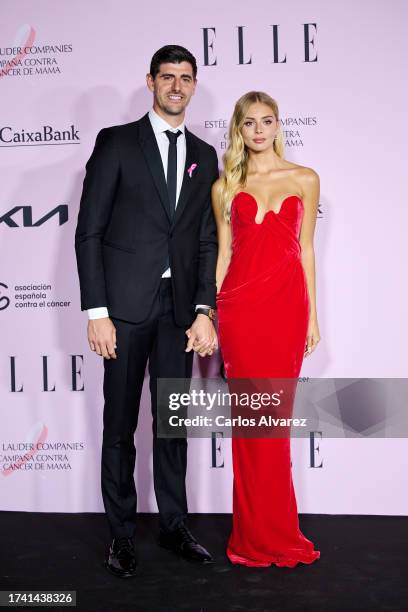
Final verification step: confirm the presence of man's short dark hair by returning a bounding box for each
[150,45,198,80]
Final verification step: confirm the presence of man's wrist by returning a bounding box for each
[195,306,216,321]
[87,307,109,320]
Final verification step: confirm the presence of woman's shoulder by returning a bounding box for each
[283,161,320,189]
[284,160,318,178]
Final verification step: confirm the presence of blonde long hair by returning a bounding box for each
[220,91,285,221]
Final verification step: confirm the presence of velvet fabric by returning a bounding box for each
[217,191,320,567]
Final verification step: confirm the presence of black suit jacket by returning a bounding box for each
[75,113,219,326]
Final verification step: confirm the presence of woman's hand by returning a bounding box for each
[304,316,320,357]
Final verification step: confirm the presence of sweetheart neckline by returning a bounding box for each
[234,191,304,225]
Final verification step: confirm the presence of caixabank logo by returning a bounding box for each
[0,125,80,147]
[0,24,73,79]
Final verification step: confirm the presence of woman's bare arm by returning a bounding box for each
[299,168,321,354]
[212,179,233,293]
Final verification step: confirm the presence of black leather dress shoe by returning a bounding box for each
[105,536,137,578]
[159,523,214,564]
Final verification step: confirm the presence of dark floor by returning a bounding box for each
[0,513,406,612]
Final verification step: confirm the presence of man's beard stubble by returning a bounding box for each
[156,94,186,117]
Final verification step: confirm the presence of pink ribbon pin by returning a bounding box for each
[187,163,198,178]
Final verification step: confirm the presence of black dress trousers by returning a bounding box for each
[101,278,194,538]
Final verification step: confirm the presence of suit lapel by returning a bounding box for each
[172,128,200,228]
[138,113,172,221]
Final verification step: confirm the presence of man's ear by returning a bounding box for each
[146,73,154,92]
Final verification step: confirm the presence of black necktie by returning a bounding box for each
[165,129,182,217]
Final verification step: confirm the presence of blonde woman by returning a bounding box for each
[213,91,320,567]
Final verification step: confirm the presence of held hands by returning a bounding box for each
[88,318,117,359]
[185,314,218,358]
[304,316,320,357]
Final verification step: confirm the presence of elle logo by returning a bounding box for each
[8,355,85,392]
[0,205,68,227]
[202,24,318,65]
[211,431,324,468]
[310,432,323,468]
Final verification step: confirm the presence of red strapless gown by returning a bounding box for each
[216,191,320,568]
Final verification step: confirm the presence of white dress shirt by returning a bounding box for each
[88,108,207,320]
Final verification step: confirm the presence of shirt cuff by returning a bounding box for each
[195,304,211,311]
[87,307,109,320]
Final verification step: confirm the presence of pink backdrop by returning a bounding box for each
[1,0,407,515]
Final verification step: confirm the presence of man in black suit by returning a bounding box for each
[75,45,219,577]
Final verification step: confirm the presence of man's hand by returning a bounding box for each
[185,314,218,358]
[88,318,117,359]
